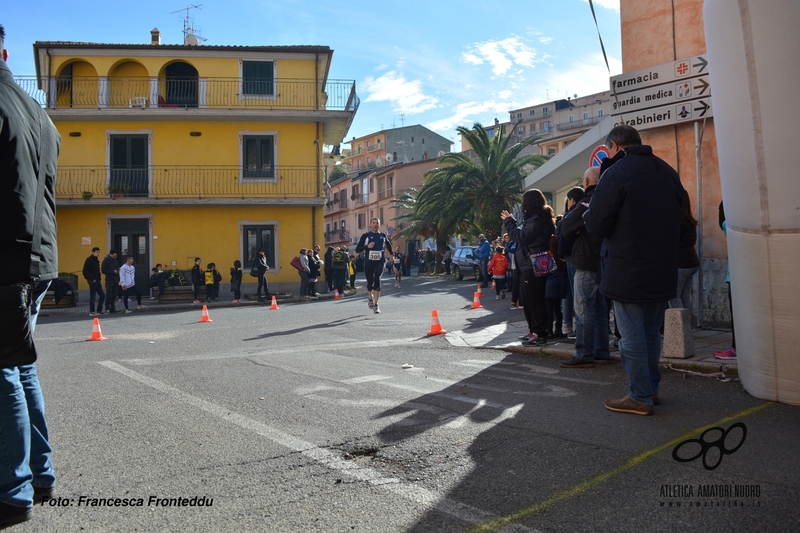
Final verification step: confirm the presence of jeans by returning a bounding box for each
[573,269,609,361]
[88,280,105,313]
[0,281,55,508]
[257,273,269,298]
[479,257,489,285]
[669,266,698,309]
[563,257,576,327]
[612,300,667,405]
[299,271,309,297]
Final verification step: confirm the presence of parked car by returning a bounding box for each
[451,246,482,281]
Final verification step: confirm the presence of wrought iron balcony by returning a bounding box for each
[324,229,350,244]
[56,165,321,200]
[555,116,602,131]
[14,76,358,111]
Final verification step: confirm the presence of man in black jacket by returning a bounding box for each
[82,247,105,316]
[101,250,120,313]
[584,125,685,416]
[559,167,609,368]
[0,25,60,526]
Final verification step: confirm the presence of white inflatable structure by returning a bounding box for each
[704,0,800,405]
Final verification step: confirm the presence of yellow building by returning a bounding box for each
[22,29,358,292]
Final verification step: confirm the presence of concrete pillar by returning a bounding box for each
[662,308,694,359]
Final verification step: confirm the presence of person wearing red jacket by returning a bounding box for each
[487,247,509,300]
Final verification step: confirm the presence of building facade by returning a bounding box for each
[18,30,358,292]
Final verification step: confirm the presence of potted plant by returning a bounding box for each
[107,183,128,198]
[351,193,358,201]
[82,191,93,200]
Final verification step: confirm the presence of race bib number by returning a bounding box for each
[369,250,382,261]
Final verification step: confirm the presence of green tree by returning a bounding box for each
[430,122,548,242]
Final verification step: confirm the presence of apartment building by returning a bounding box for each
[17,29,358,291]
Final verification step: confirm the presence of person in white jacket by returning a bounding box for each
[119,256,146,313]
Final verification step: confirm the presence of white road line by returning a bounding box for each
[97,360,535,532]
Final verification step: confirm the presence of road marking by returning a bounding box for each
[342,374,393,384]
[121,338,431,365]
[465,402,774,533]
[98,360,535,532]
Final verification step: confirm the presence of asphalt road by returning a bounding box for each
[16,274,800,532]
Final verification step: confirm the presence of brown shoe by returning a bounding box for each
[605,396,653,416]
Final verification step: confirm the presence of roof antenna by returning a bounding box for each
[170,4,207,45]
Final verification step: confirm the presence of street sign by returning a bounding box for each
[611,74,710,115]
[590,146,609,167]
[610,55,709,94]
[611,97,713,132]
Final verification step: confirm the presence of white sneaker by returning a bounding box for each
[368,297,374,309]
[374,306,381,314]
[563,324,573,336]
[138,305,147,309]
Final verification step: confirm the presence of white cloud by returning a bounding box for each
[425,100,510,133]
[461,36,540,77]
[362,71,439,115]
[539,36,554,45]
[543,52,622,98]
[581,0,620,11]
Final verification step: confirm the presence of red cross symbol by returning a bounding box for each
[676,62,689,75]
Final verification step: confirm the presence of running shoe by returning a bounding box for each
[374,306,381,314]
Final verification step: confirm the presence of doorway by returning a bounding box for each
[111,218,150,291]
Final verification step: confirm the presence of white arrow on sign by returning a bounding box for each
[610,74,711,115]
[611,97,713,132]
[610,55,710,94]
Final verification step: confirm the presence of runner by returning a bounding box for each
[355,217,394,314]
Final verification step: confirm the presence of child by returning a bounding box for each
[212,263,222,300]
[204,263,218,303]
[487,246,508,300]
[230,260,243,302]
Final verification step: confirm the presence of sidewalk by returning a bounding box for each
[446,319,737,374]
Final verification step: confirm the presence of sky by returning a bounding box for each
[2,0,621,150]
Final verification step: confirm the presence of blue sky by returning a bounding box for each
[3,0,621,149]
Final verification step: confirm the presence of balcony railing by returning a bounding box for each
[325,197,348,213]
[367,143,383,152]
[14,76,357,111]
[56,165,321,199]
[324,229,350,244]
[555,116,602,131]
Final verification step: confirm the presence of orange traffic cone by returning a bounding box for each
[476,284,484,298]
[199,304,212,323]
[334,289,341,300]
[269,295,279,310]
[491,279,496,290]
[427,309,447,336]
[470,292,483,309]
[86,317,107,341]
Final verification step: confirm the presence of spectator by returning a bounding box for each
[559,169,608,368]
[443,246,452,275]
[120,256,145,312]
[487,246,508,299]
[190,257,203,304]
[583,125,685,415]
[255,249,270,301]
[324,246,335,291]
[558,186,585,337]
[83,247,105,316]
[714,201,736,359]
[101,250,121,313]
[475,234,492,288]
[502,190,556,346]
[307,248,320,300]
[331,246,349,296]
[298,248,310,299]
[0,25,60,524]
[230,260,243,302]
[670,190,700,310]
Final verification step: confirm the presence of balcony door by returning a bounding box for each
[110,134,149,197]
[165,62,198,107]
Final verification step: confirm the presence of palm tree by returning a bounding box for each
[432,122,548,241]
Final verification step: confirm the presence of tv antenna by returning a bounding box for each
[170,4,207,45]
